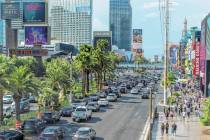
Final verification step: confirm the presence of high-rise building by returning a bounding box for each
[0,0,5,52]
[49,0,92,48]
[110,0,132,51]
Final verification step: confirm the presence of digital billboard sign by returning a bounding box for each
[9,48,48,57]
[93,31,112,51]
[1,3,20,19]
[25,26,48,45]
[133,29,142,44]
[23,2,46,23]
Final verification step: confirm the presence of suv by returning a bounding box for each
[20,119,46,135]
[72,106,92,122]
[41,112,61,124]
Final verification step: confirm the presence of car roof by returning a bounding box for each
[78,127,91,131]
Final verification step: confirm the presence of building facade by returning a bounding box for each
[49,0,92,48]
[110,0,132,51]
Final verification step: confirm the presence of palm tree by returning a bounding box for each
[74,44,93,95]
[135,56,143,70]
[7,65,36,121]
[0,55,9,123]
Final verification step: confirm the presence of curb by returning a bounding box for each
[139,117,151,140]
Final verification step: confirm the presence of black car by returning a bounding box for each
[126,84,132,89]
[99,92,107,98]
[41,112,61,124]
[60,106,74,117]
[119,87,127,94]
[38,126,65,140]
[0,130,24,140]
[20,119,46,135]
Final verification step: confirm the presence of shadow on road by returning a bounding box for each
[86,117,102,123]
[95,137,105,140]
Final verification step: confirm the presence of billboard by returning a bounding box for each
[1,3,20,19]
[23,2,46,23]
[9,48,48,56]
[93,31,112,51]
[133,29,142,44]
[25,26,48,45]
[193,42,200,76]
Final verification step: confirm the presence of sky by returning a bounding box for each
[92,0,210,58]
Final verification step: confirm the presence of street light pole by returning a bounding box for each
[164,0,170,105]
[149,88,153,140]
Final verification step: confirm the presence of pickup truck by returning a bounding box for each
[72,106,92,122]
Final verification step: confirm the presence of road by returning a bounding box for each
[60,85,163,140]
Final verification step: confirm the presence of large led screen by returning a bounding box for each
[23,2,46,23]
[25,26,48,45]
[133,29,142,43]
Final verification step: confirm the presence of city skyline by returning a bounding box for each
[92,0,210,58]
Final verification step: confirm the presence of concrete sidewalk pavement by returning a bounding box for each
[152,113,210,140]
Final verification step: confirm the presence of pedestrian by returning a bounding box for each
[182,111,186,121]
[165,111,169,120]
[170,111,174,120]
[172,122,177,136]
[161,123,165,136]
[187,107,190,118]
[165,122,169,135]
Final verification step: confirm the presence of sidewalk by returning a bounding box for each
[152,113,210,140]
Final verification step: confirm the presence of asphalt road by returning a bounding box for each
[60,85,163,140]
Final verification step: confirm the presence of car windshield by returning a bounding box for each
[63,107,72,111]
[77,130,89,135]
[76,108,86,111]
[0,131,18,137]
[88,103,95,106]
[4,95,12,99]
[43,128,57,134]
[43,113,52,117]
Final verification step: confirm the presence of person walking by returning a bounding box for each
[187,107,190,119]
[165,122,169,135]
[161,123,165,136]
[172,122,177,136]
[182,111,186,121]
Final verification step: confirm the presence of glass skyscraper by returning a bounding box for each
[0,0,5,52]
[110,0,132,51]
[49,0,92,48]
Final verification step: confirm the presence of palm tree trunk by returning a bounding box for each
[103,72,106,83]
[82,69,86,96]
[0,93,3,123]
[86,70,89,94]
[14,96,21,121]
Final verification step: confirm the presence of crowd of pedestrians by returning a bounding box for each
[160,80,203,138]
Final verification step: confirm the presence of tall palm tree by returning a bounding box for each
[7,65,36,121]
[0,55,9,123]
[74,44,93,95]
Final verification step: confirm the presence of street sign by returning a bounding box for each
[9,48,48,56]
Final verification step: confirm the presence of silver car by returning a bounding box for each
[73,127,96,140]
[106,94,117,102]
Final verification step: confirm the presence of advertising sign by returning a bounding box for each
[133,29,142,44]
[93,31,112,51]
[23,2,46,23]
[193,42,200,76]
[1,3,20,19]
[9,48,48,56]
[25,26,48,45]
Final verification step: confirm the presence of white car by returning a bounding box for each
[3,95,13,104]
[106,94,117,102]
[98,99,109,106]
[3,106,12,117]
[130,88,139,94]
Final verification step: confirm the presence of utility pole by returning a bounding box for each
[164,0,169,105]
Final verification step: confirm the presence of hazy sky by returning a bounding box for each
[92,0,210,58]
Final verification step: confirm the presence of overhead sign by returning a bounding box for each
[23,2,46,23]
[1,3,20,19]
[9,48,48,56]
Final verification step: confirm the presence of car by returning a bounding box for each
[112,88,121,98]
[41,112,61,124]
[86,102,100,112]
[126,84,132,89]
[20,119,46,135]
[73,127,96,140]
[39,126,64,140]
[0,130,24,140]
[89,94,99,101]
[98,99,109,106]
[3,106,12,118]
[119,87,127,94]
[106,94,117,102]
[142,92,149,99]
[72,106,92,122]
[72,99,88,109]
[3,95,13,104]
[11,100,30,113]
[60,106,74,117]
[28,96,37,103]
[99,92,107,98]
[130,88,139,95]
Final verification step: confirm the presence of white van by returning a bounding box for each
[3,106,12,117]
